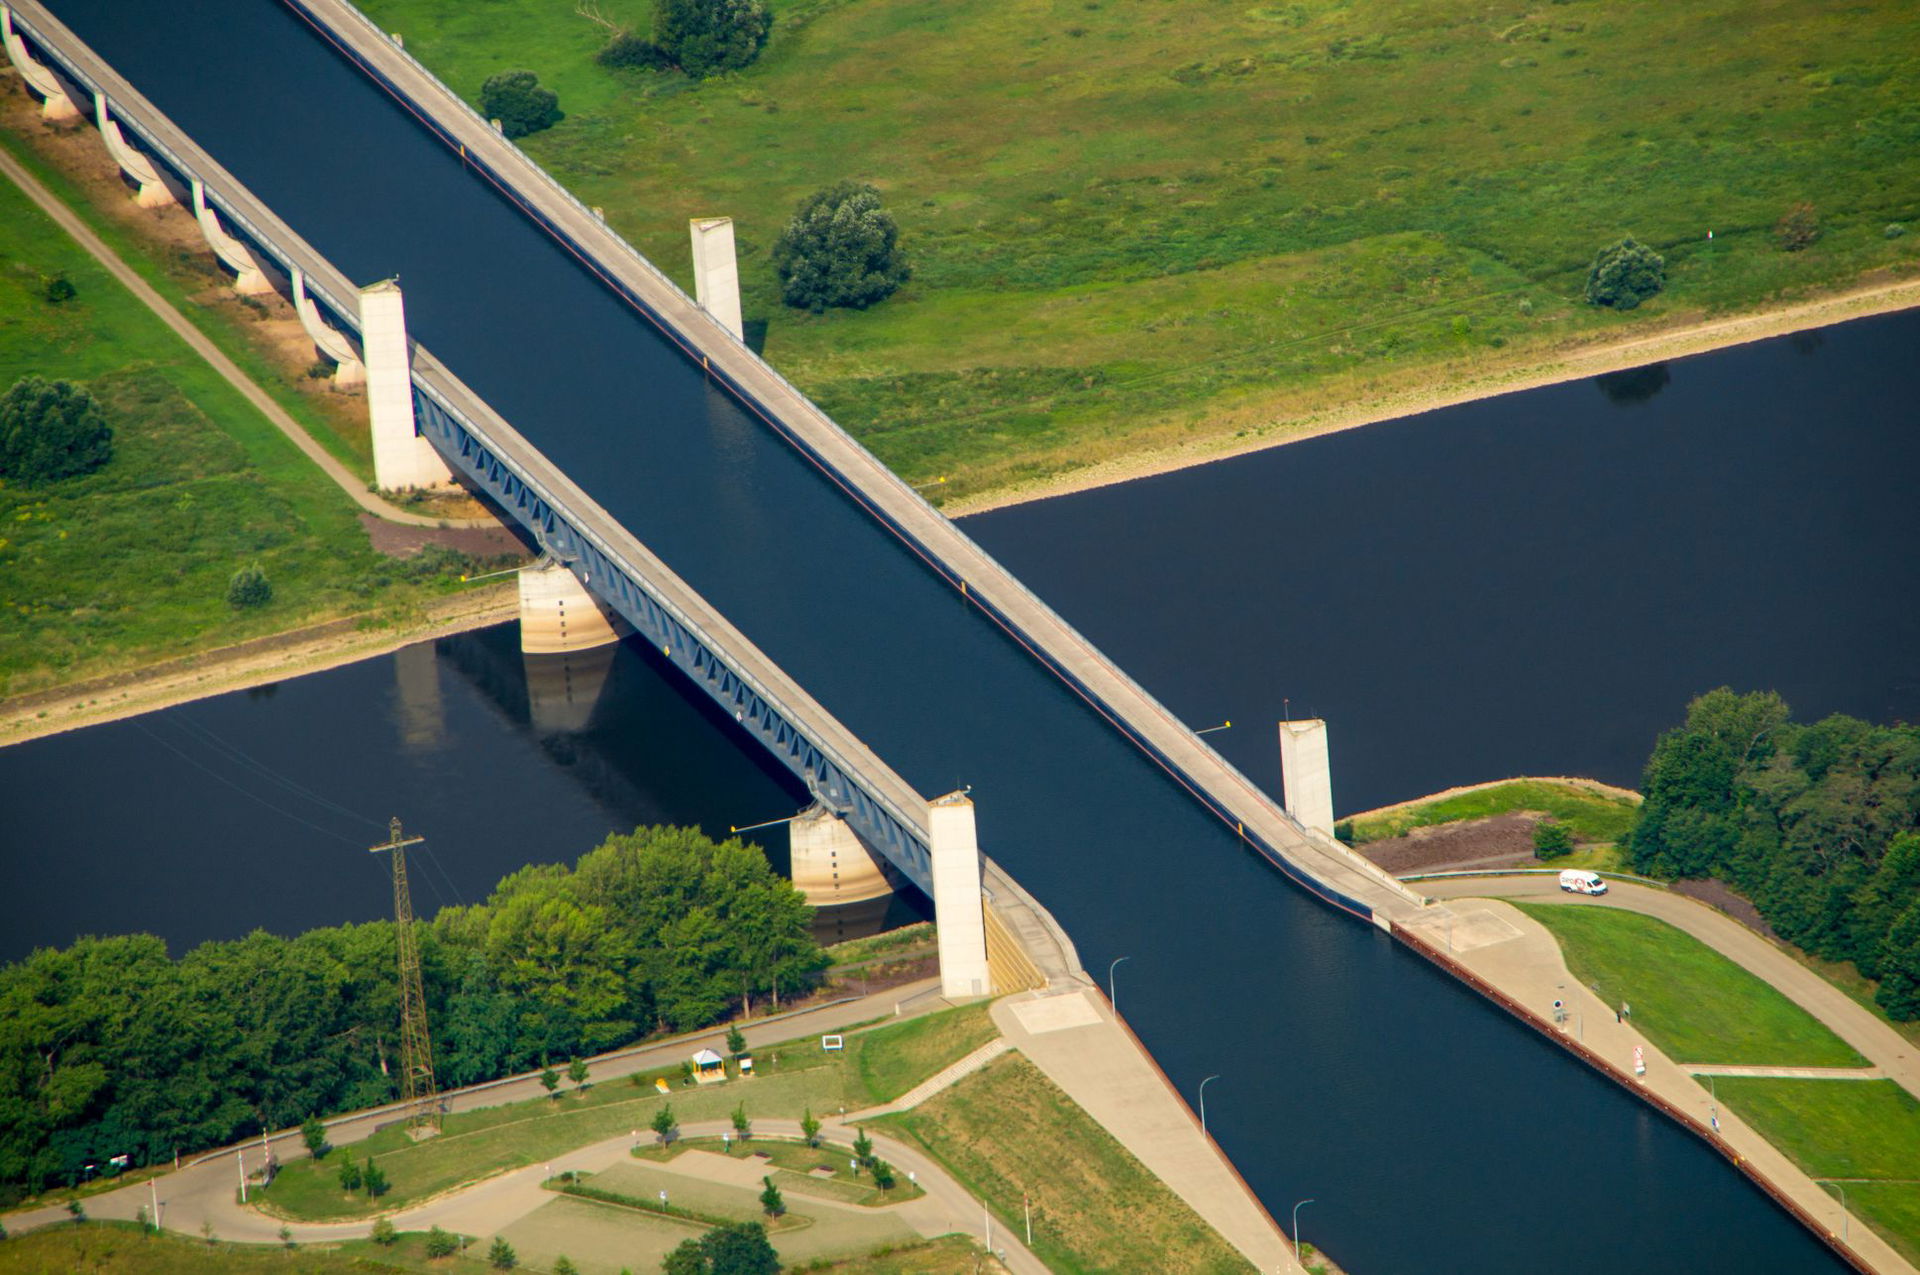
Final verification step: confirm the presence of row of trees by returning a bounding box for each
[0,826,824,1201]
[1629,689,1920,1017]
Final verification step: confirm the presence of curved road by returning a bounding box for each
[1425,876,1920,1099]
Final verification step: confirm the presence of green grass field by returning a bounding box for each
[0,151,468,697]
[872,1053,1252,1275]
[1512,904,1866,1067]
[1714,1078,1920,1265]
[851,1001,998,1105]
[1345,778,1639,845]
[357,0,1920,501]
[636,1135,923,1206]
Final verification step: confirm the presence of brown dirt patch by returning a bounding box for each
[1669,878,1781,941]
[1356,812,1547,875]
[358,512,533,560]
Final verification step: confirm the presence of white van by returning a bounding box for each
[1558,869,1608,896]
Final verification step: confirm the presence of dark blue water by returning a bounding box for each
[11,1,1904,1268]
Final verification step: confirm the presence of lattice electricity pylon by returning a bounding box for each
[370,818,441,1138]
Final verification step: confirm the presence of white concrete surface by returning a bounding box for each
[290,266,365,385]
[516,558,629,656]
[2,6,78,119]
[92,91,174,206]
[360,277,453,490]
[689,215,743,340]
[790,804,900,906]
[1278,717,1335,837]
[190,178,272,294]
[929,791,990,1000]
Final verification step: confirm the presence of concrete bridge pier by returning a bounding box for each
[360,278,454,490]
[930,790,991,1000]
[291,267,365,386]
[1279,718,1335,837]
[689,216,743,341]
[2,7,78,119]
[789,803,903,908]
[92,92,177,207]
[190,179,274,295]
[519,558,630,735]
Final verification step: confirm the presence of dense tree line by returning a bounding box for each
[0,826,822,1201]
[1630,689,1920,1017]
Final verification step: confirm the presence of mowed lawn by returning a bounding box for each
[1714,1078,1920,1265]
[851,1000,999,1105]
[873,1053,1252,1275]
[1512,904,1866,1067]
[358,0,1920,499]
[0,167,446,694]
[1347,778,1638,844]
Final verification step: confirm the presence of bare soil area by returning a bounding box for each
[1355,812,1548,876]
[1669,878,1782,942]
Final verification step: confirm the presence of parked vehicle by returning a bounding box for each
[1558,868,1608,895]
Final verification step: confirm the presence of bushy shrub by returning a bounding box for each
[1584,237,1665,310]
[0,375,113,486]
[598,29,672,70]
[1532,819,1574,860]
[479,70,561,139]
[1885,222,1906,239]
[226,563,273,609]
[653,0,772,79]
[42,274,76,303]
[424,1227,458,1258]
[1775,201,1820,251]
[773,181,911,313]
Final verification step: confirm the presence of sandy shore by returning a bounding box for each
[945,274,1920,517]
[0,586,518,747]
[1342,775,1643,825]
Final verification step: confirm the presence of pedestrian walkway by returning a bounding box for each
[1406,893,1917,1275]
[850,1038,1011,1117]
[1686,1064,1886,1080]
[990,985,1294,1272]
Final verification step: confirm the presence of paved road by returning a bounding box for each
[0,141,488,529]
[1425,877,1920,1099]
[0,979,943,1241]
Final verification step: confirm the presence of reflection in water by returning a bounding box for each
[392,643,446,753]
[1595,361,1672,407]
[524,644,618,737]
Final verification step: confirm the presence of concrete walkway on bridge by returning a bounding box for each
[1407,881,1919,1275]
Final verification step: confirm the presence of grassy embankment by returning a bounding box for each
[257,1003,999,1222]
[1343,777,1639,869]
[1512,904,1864,1066]
[873,1053,1252,1275]
[0,1221,991,1274]
[0,128,482,699]
[357,0,1920,505]
[1516,904,1919,1262]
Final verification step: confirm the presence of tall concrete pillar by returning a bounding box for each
[789,804,900,907]
[291,268,365,386]
[1278,718,1335,837]
[689,217,744,341]
[93,93,176,207]
[360,278,453,490]
[2,7,79,120]
[929,790,991,1000]
[517,558,630,655]
[191,180,273,295]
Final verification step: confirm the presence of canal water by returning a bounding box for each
[12,1,1915,1269]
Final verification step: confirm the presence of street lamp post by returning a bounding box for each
[1292,1198,1315,1269]
[1107,956,1130,1013]
[1198,1075,1220,1138]
[1823,1181,1848,1242]
[1194,721,1232,736]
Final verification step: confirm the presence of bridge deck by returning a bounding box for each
[288,0,1423,926]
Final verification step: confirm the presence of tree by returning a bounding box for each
[66,1199,83,1223]
[773,182,911,314]
[424,1227,458,1258]
[0,375,113,486]
[667,1221,779,1275]
[226,564,272,610]
[852,1130,873,1166]
[554,1258,580,1275]
[1532,820,1574,860]
[567,1056,590,1092]
[540,1061,561,1100]
[730,1102,750,1140]
[336,1155,363,1193]
[488,1235,518,1269]
[597,30,672,71]
[479,70,560,140]
[279,1224,295,1249]
[300,1115,328,1160]
[870,1157,895,1193]
[42,273,76,303]
[726,1024,747,1057]
[652,0,771,79]
[759,1174,784,1217]
[1584,237,1665,310]
[651,1102,678,1146]
[799,1108,820,1148]
[1776,201,1821,251]
[370,1217,397,1246]
[362,1160,389,1198]
[1877,902,1920,1020]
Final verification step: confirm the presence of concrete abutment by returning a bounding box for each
[360,278,454,491]
[1279,717,1335,838]
[689,216,743,341]
[929,790,991,1000]
[2,6,76,119]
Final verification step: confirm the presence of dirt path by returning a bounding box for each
[948,275,1920,516]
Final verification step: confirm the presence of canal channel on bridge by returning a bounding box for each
[19,1,1920,1270]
